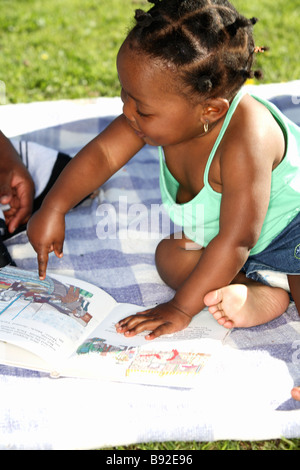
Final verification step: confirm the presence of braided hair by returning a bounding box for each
[126,0,265,100]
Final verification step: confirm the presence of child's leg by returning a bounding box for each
[288,275,300,314]
[155,232,204,290]
[156,234,290,328]
[204,274,290,329]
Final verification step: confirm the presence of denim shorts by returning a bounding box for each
[242,211,300,290]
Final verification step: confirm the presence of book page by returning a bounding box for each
[90,302,227,348]
[0,267,117,366]
[0,267,229,387]
[62,303,228,386]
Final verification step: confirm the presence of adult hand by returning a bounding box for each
[0,132,35,233]
[0,164,35,233]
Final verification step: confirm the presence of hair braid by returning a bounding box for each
[127,0,265,100]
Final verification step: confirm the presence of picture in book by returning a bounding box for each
[72,300,228,384]
[76,334,211,380]
[0,266,99,362]
[0,270,93,327]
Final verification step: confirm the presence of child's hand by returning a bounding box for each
[27,207,65,279]
[115,300,193,340]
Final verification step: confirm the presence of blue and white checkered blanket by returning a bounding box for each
[0,81,300,449]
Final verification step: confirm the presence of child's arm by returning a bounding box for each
[27,115,144,279]
[116,125,276,339]
[116,236,256,339]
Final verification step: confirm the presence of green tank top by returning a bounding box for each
[159,89,300,255]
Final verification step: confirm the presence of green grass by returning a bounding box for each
[0,0,299,104]
[103,438,300,450]
[0,0,300,451]
[233,0,300,84]
[0,0,147,103]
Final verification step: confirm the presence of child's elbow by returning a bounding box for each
[241,229,261,252]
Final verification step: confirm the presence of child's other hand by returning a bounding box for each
[27,207,65,280]
[115,300,193,340]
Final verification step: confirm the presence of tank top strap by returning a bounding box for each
[204,88,246,185]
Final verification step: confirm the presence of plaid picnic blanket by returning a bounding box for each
[0,81,299,449]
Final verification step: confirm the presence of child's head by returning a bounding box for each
[125,0,262,102]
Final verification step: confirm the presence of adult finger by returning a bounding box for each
[7,206,31,233]
[0,181,12,204]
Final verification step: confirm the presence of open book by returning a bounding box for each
[0,266,229,387]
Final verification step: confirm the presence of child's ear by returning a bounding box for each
[201,98,229,124]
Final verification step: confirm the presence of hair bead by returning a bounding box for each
[254,46,269,53]
[253,69,264,79]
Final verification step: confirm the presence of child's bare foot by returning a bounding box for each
[203,283,290,329]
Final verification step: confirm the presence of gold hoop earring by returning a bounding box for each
[204,121,209,133]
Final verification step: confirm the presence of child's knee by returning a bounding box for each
[155,234,187,287]
[155,236,176,270]
[155,233,186,266]
[155,233,205,289]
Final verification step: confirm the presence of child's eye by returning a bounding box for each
[136,109,149,118]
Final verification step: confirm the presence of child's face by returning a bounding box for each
[117,42,205,147]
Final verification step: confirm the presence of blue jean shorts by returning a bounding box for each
[242,211,300,291]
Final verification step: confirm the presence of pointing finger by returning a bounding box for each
[37,250,49,280]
